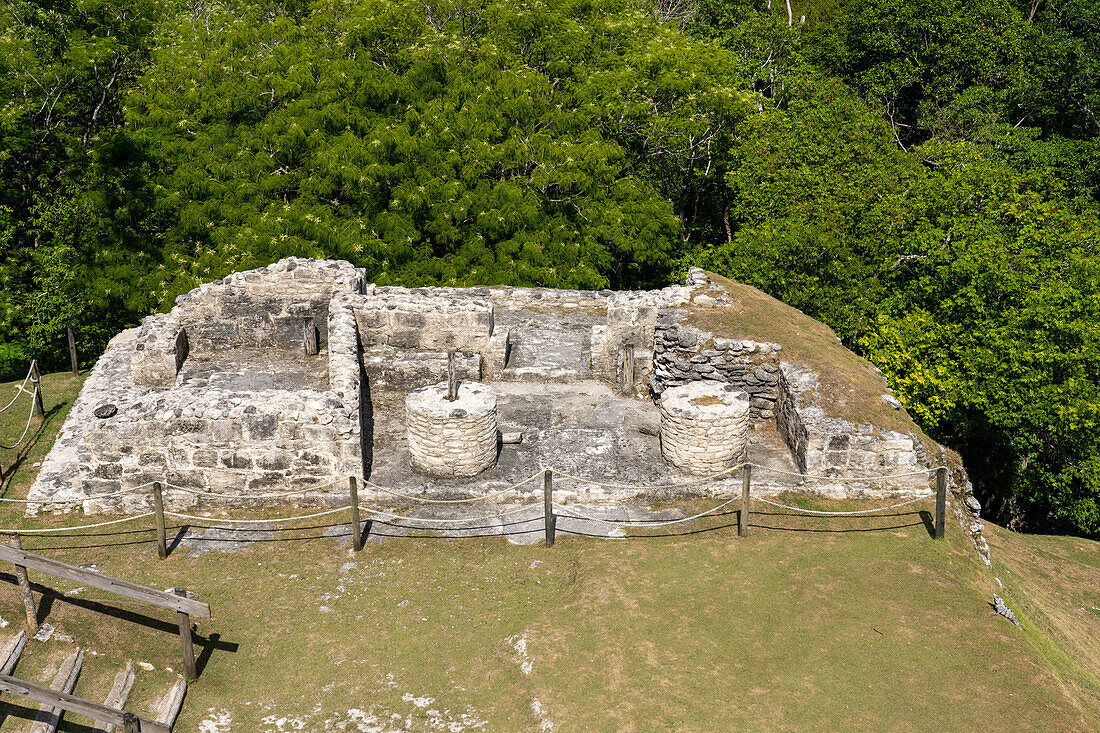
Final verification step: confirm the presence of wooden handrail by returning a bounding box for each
[0,674,169,733]
[0,544,210,618]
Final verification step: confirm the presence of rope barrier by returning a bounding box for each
[0,513,156,534]
[159,477,348,498]
[745,463,945,482]
[357,502,541,524]
[752,493,935,516]
[552,464,743,492]
[0,462,947,533]
[0,385,39,450]
[164,505,355,525]
[358,470,545,504]
[0,367,33,416]
[554,496,742,528]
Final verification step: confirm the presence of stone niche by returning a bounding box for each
[405,382,499,478]
[658,381,750,476]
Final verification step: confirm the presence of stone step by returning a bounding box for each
[30,647,83,733]
[0,631,26,675]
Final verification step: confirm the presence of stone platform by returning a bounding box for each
[27,258,936,514]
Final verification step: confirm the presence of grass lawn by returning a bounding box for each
[0,371,1097,731]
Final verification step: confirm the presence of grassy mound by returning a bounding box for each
[688,272,930,439]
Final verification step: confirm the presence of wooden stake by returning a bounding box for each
[10,533,37,632]
[543,469,554,547]
[349,476,363,552]
[302,317,318,356]
[66,326,79,376]
[447,351,457,401]
[175,589,197,680]
[622,343,635,395]
[29,359,45,420]
[739,465,751,538]
[153,482,167,559]
[121,712,140,733]
[935,467,947,540]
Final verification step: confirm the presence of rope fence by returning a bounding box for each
[0,360,45,453]
[0,464,951,554]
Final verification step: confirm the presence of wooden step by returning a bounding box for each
[156,676,187,727]
[91,662,135,733]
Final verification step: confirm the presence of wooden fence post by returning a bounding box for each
[153,482,167,559]
[121,712,140,733]
[66,326,79,376]
[174,589,197,680]
[621,343,635,395]
[9,534,37,632]
[446,351,457,401]
[935,467,947,540]
[29,360,45,420]
[349,476,363,552]
[739,465,751,538]
[543,469,554,547]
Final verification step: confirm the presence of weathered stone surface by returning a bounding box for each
[29,258,939,513]
[658,382,749,476]
[406,382,498,479]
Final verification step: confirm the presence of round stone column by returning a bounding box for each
[658,381,750,476]
[405,382,498,478]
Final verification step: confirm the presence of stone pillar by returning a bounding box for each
[658,382,749,476]
[406,382,498,478]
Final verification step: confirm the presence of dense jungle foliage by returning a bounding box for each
[2,0,1098,537]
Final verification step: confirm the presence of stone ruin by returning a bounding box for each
[29,258,933,514]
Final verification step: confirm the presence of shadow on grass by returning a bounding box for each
[0,402,65,493]
[0,700,105,731]
[21,507,940,550]
[0,571,238,668]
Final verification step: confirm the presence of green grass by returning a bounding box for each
[0,370,85,502]
[0,372,1097,731]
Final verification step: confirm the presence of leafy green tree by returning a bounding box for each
[127,0,751,304]
[805,0,1035,146]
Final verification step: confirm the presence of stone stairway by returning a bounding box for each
[0,631,186,732]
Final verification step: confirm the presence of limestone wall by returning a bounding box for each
[171,258,363,352]
[777,363,930,492]
[352,291,493,353]
[131,313,189,387]
[651,309,782,422]
[78,387,360,512]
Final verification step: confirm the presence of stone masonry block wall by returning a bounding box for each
[79,387,361,511]
[172,257,363,352]
[651,309,782,422]
[658,382,750,476]
[352,291,494,355]
[131,313,189,387]
[406,383,498,478]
